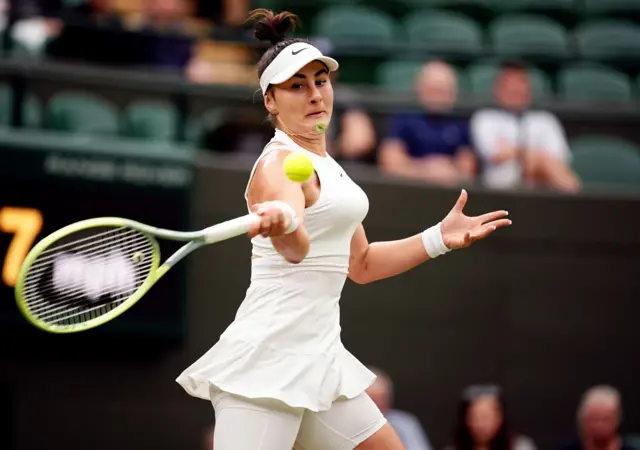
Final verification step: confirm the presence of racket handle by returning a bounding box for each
[203,214,260,244]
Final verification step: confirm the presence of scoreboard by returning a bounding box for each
[0,130,196,345]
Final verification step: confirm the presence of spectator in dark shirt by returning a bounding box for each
[134,0,196,71]
[379,60,476,186]
[556,385,637,450]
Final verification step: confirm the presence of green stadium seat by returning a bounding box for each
[311,6,398,84]
[575,21,640,64]
[121,100,178,142]
[491,0,579,26]
[186,108,229,149]
[558,64,632,102]
[250,0,283,9]
[0,85,43,128]
[398,0,495,24]
[570,135,640,187]
[375,60,424,92]
[46,91,119,136]
[21,94,42,128]
[465,61,551,100]
[311,5,398,46]
[488,15,571,60]
[583,0,640,19]
[403,10,484,56]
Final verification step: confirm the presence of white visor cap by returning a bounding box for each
[259,42,339,95]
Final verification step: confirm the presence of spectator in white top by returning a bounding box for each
[470,61,581,193]
[366,366,433,450]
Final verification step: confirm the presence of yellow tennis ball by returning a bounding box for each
[283,151,314,183]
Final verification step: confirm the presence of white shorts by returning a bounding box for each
[210,387,387,450]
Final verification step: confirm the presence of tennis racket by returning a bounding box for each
[14,214,260,334]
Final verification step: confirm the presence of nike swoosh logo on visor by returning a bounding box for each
[292,48,308,55]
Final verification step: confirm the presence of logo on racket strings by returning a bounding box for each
[51,251,141,302]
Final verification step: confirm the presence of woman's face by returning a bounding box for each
[467,395,504,444]
[265,60,334,136]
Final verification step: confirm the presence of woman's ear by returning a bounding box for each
[264,91,278,116]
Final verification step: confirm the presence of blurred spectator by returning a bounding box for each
[446,384,536,450]
[47,0,204,74]
[556,385,637,450]
[185,40,256,85]
[194,0,249,28]
[366,366,433,450]
[46,0,130,65]
[138,0,190,33]
[327,74,377,165]
[379,60,476,186]
[202,107,273,154]
[0,0,62,57]
[58,0,122,29]
[134,0,196,70]
[470,61,581,193]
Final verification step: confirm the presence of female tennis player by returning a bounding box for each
[176,9,512,450]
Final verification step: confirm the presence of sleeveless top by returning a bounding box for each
[175,129,376,412]
[247,129,369,269]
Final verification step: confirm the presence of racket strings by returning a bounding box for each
[23,227,134,271]
[21,226,156,327]
[23,232,150,306]
[25,261,150,319]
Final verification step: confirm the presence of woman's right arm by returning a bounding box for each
[247,150,310,264]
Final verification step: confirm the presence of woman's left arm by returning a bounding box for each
[348,189,511,285]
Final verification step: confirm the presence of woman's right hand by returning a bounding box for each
[247,201,293,239]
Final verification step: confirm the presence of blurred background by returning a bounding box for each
[0,0,639,449]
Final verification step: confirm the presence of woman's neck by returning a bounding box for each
[276,125,327,157]
[290,134,327,156]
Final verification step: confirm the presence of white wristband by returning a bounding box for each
[421,222,451,259]
[271,201,299,234]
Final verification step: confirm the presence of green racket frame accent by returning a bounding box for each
[14,217,164,334]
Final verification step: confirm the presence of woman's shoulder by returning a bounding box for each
[253,141,296,166]
[260,139,296,156]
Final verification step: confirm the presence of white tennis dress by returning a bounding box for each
[175,129,376,412]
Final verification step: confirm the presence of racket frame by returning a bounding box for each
[14,214,259,334]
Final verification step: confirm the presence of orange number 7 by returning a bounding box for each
[0,207,43,287]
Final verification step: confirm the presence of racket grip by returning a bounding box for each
[203,214,260,244]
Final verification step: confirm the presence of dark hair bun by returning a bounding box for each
[246,9,300,45]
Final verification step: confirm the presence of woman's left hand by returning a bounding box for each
[441,189,512,250]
